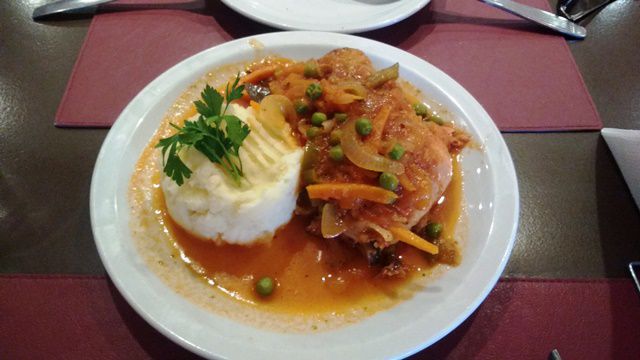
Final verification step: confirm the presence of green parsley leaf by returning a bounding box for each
[194,85,223,118]
[223,114,251,153]
[155,134,192,186]
[156,74,250,186]
[224,76,245,113]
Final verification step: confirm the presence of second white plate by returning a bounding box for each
[220,0,431,33]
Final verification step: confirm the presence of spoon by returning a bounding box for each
[479,0,587,39]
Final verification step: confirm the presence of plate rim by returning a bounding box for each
[219,0,432,33]
[90,31,519,360]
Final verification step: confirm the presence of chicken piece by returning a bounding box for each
[343,120,463,245]
[273,48,470,251]
[317,48,375,82]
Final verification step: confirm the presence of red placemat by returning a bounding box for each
[1,275,638,359]
[54,0,602,131]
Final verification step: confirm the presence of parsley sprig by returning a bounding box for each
[156,76,250,186]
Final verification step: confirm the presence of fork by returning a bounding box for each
[557,0,618,22]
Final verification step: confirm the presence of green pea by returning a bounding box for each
[334,113,348,123]
[379,172,398,191]
[355,118,372,136]
[429,114,445,125]
[413,103,429,117]
[306,83,323,100]
[303,61,319,78]
[255,276,275,296]
[329,145,344,162]
[329,129,342,145]
[388,143,405,160]
[425,222,443,239]
[306,126,322,139]
[294,99,309,114]
[311,112,327,126]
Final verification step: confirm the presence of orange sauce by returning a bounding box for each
[152,157,463,315]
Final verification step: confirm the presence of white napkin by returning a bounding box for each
[601,128,640,210]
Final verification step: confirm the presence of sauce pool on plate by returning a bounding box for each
[142,155,463,315]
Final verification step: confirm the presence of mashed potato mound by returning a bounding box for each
[161,104,303,245]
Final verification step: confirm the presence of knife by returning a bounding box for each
[479,0,587,39]
[32,0,115,20]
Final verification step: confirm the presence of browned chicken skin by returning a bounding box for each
[250,48,469,272]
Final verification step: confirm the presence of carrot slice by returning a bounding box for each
[278,63,305,77]
[388,226,439,254]
[398,173,416,192]
[370,105,391,145]
[249,100,261,112]
[240,66,276,84]
[306,183,398,205]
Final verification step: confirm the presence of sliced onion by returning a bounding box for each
[257,95,297,148]
[338,82,368,97]
[363,221,395,244]
[333,93,364,105]
[340,118,404,174]
[321,119,335,132]
[328,82,367,105]
[321,203,346,239]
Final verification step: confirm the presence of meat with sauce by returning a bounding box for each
[245,48,470,274]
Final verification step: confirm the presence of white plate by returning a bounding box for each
[220,0,431,33]
[90,31,519,360]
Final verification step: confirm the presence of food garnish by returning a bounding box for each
[340,117,404,175]
[388,144,405,160]
[366,62,399,88]
[306,183,398,206]
[329,129,342,145]
[255,276,275,297]
[156,76,250,186]
[378,172,399,191]
[303,61,320,78]
[355,117,373,136]
[388,227,439,255]
[333,113,347,123]
[311,112,327,126]
[240,66,276,85]
[305,83,323,100]
[424,222,443,239]
[294,99,310,114]
[413,102,429,117]
[328,145,344,162]
[306,126,322,139]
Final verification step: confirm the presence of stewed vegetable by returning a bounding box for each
[255,276,275,296]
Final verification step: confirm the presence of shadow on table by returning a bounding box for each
[595,136,640,277]
[596,136,640,358]
[604,279,640,359]
[106,277,513,359]
[408,283,514,359]
[107,280,203,359]
[363,2,559,48]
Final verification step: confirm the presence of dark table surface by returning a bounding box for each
[1,0,639,281]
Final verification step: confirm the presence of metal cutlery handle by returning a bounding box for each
[559,0,617,22]
[630,261,640,298]
[33,0,115,20]
[479,0,586,39]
